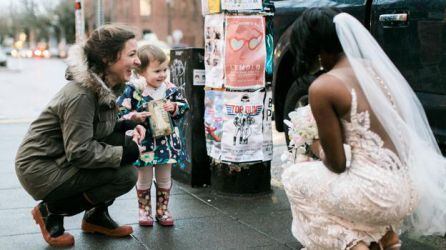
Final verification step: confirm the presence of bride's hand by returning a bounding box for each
[311,140,324,160]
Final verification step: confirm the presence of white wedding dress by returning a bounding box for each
[282,69,418,250]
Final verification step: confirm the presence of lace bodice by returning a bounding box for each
[341,90,404,171]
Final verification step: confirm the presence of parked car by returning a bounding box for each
[2,46,13,56]
[31,42,51,58]
[0,49,7,67]
[32,47,51,58]
[272,0,446,149]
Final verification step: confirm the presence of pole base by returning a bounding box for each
[210,161,271,195]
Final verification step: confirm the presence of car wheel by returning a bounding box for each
[283,76,313,147]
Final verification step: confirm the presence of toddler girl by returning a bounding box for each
[117,45,189,226]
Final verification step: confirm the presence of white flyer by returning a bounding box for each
[221,0,262,11]
[193,69,206,86]
[262,88,273,161]
[204,90,224,160]
[221,91,264,163]
[204,14,225,88]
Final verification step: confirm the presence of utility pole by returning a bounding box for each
[96,0,105,27]
[75,0,85,43]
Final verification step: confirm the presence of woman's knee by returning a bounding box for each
[118,166,138,189]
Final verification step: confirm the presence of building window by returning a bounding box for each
[140,0,151,16]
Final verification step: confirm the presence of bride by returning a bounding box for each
[281,8,446,250]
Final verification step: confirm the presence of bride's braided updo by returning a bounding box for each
[289,7,343,77]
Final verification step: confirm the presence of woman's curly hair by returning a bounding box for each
[84,24,136,74]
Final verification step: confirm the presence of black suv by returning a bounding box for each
[272,0,446,148]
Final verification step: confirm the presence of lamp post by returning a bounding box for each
[96,0,104,27]
[74,0,85,43]
[166,0,173,44]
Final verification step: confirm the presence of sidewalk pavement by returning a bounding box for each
[0,122,445,249]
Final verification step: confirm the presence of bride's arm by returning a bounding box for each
[309,75,348,174]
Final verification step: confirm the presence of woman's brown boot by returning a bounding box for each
[31,202,74,247]
[81,201,133,237]
[154,182,174,226]
[137,188,153,226]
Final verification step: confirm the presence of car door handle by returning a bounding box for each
[379,13,408,23]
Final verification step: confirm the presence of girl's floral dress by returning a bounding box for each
[116,81,189,167]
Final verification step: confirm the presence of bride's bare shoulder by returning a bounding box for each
[309,73,349,96]
[309,73,352,114]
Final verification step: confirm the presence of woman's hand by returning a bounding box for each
[131,111,151,123]
[163,101,177,113]
[132,125,146,144]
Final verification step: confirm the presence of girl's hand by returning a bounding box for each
[163,101,177,112]
[132,125,146,144]
[131,111,151,123]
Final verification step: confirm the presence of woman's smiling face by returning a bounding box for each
[106,38,141,86]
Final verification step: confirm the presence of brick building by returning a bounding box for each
[83,0,204,48]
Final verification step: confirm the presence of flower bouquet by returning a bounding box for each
[281,105,319,164]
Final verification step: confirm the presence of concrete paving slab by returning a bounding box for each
[0,188,35,210]
[238,210,295,244]
[132,215,278,249]
[285,241,304,249]
[400,233,446,250]
[0,207,40,236]
[0,173,22,190]
[0,191,221,237]
[0,230,144,250]
[187,188,291,216]
[246,243,294,249]
[175,180,213,195]
[0,123,29,139]
[0,153,16,172]
[0,123,28,166]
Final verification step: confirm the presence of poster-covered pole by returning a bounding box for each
[201,1,275,194]
[75,0,85,44]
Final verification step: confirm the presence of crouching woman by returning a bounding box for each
[15,24,144,247]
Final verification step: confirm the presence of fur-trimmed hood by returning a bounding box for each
[65,45,117,107]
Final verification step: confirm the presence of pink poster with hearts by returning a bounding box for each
[225,16,266,90]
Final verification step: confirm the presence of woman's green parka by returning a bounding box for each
[15,45,124,200]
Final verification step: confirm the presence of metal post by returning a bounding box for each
[96,0,104,27]
[74,0,85,43]
[109,0,115,23]
[166,0,173,43]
